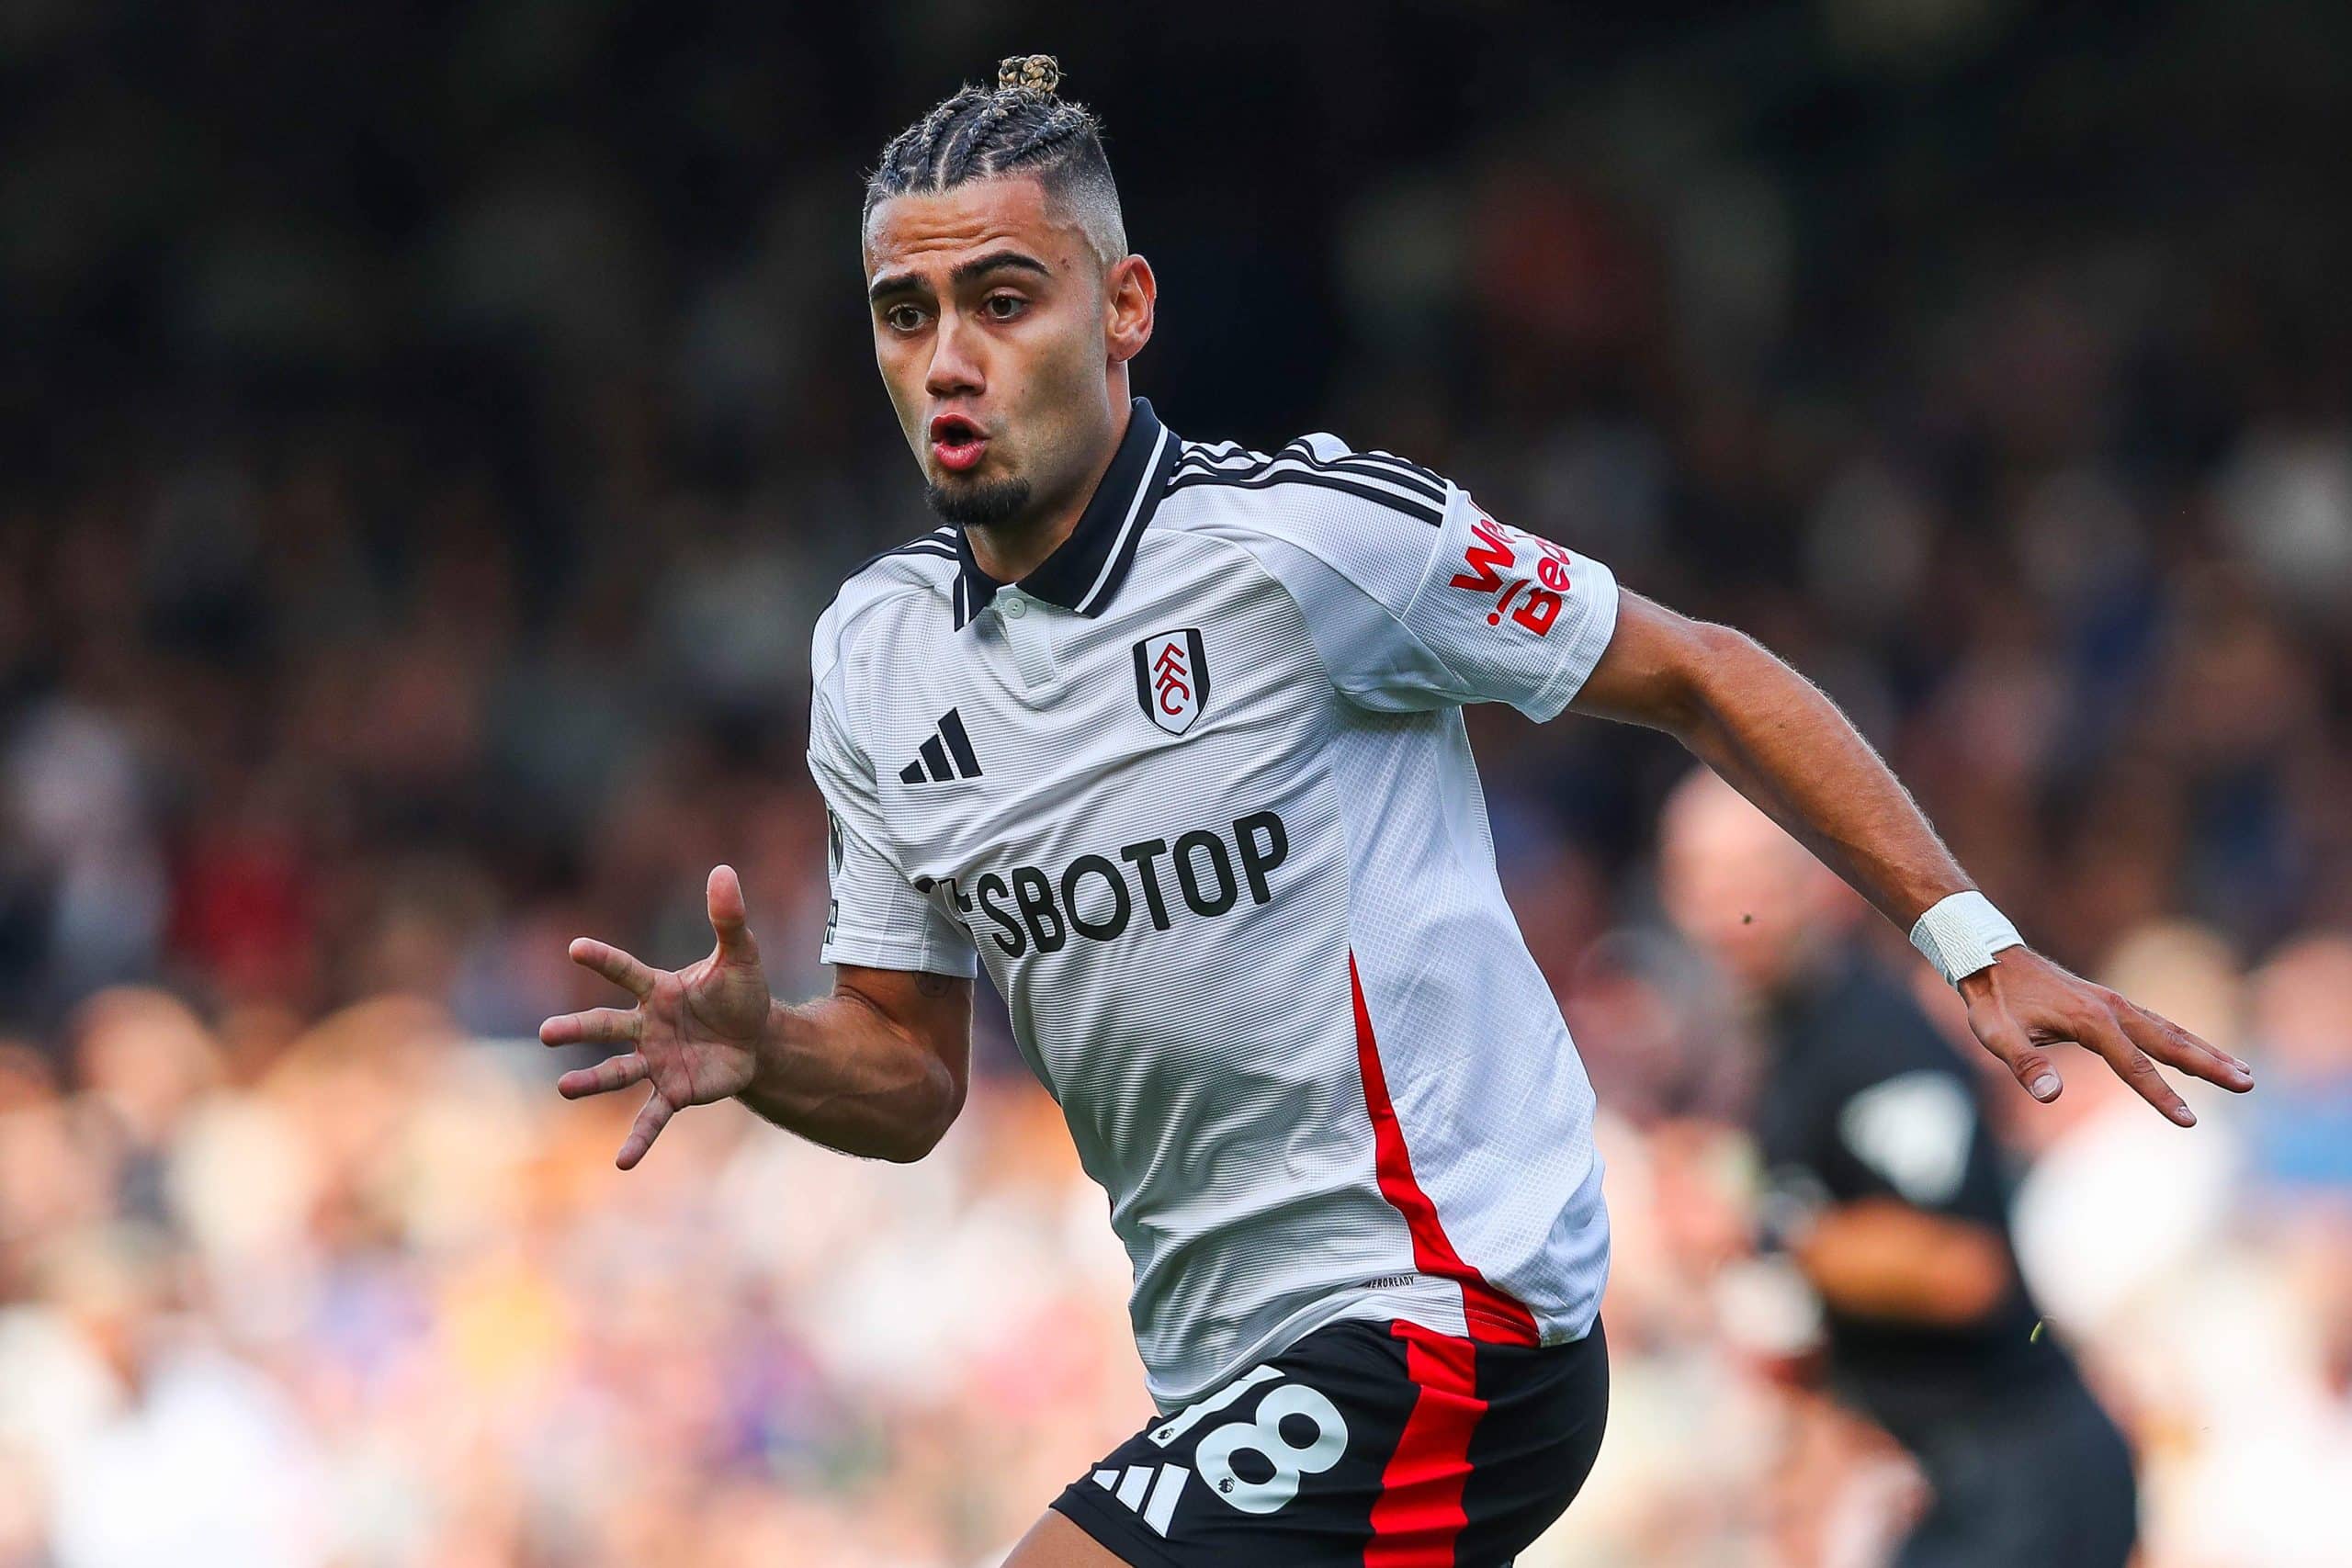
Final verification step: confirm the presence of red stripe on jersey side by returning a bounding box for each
[1365,1319,1486,1567]
[1349,953,1542,1347]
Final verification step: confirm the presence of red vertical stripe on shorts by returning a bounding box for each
[1350,953,1542,1346]
[1366,1320,1486,1567]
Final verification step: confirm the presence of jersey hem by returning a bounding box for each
[1142,1279,1465,1413]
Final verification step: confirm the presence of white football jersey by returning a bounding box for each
[808,399,1622,1408]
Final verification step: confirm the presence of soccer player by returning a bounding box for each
[1661,769,2139,1566]
[537,55,2253,1566]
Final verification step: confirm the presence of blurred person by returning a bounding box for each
[66,987,225,1228]
[2,692,168,1016]
[2143,931,2352,1564]
[1562,928,1750,1126]
[2152,1197,2352,1568]
[2009,920,2245,1343]
[1519,1110,1781,1567]
[2244,932,2352,1200]
[0,1040,58,1116]
[538,54,2251,1568]
[28,1224,322,1568]
[1660,768,2138,1567]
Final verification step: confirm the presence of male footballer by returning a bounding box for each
[538,55,2254,1566]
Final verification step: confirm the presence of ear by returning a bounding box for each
[1103,254,1157,366]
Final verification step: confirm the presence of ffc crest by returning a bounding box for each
[1133,628,1210,736]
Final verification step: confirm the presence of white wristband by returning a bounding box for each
[1908,891,2025,986]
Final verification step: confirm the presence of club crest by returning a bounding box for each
[1133,628,1210,736]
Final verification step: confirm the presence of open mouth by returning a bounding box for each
[929,413,988,474]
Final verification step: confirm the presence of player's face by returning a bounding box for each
[864,176,1130,529]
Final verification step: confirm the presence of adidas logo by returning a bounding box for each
[1091,1461,1189,1537]
[899,708,983,784]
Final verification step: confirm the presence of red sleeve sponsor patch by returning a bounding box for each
[1447,516,1573,637]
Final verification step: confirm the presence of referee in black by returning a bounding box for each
[1659,768,2139,1566]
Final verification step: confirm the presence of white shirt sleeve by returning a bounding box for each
[806,619,978,978]
[1238,440,1622,719]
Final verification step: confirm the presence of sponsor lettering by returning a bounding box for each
[1448,515,1572,637]
[937,809,1289,956]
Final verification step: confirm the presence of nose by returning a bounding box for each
[925,312,985,400]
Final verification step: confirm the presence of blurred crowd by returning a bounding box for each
[4,2,2349,1563]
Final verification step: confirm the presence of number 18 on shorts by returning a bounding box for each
[1049,1316,1608,1567]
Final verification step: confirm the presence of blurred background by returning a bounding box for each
[3,1,2348,1563]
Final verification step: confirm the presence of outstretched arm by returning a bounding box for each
[733,966,971,1161]
[1569,592,2256,1122]
[540,865,971,1168]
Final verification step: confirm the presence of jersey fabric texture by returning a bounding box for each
[1049,1314,1608,1567]
[808,398,1621,1409]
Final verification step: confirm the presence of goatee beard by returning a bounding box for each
[924,476,1033,529]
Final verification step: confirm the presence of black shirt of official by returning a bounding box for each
[1754,941,2074,1443]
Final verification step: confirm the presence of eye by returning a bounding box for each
[982,293,1028,321]
[884,303,928,333]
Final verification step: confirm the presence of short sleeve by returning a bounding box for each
[806,647,978,978]
[1250,444,1621,719]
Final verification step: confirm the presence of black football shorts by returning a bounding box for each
[1050,1314,1608,1566]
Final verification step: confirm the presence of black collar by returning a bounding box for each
[952,397,1180,628]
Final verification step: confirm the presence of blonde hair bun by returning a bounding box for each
[997,54,1062,95]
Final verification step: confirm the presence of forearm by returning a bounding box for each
[1668,626,1968,931]
[738,980,968,1162]
[1793,1201,2012,1326]
[1570,594,2254,1122]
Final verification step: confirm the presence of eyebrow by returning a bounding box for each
[867,248,1053,304]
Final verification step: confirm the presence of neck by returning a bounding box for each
[966,398,1132,583]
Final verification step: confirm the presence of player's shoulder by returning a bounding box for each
[1160,431,1458,545]
[814,527,958,683]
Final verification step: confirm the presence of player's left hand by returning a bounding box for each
[1956,948,2254,1124]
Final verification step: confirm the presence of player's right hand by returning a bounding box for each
[538,864,772,1169]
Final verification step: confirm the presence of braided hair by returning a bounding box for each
[865,54,1126,266]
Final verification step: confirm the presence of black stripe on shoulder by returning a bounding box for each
[1347,449,1450,491]
[1165,468,1445,526]
[1173,448,1271,476]
[1174,448,1447,519]
[1272,440,1449,505]
[1179,442,1448,508]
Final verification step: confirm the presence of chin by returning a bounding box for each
[924,472,1032,529]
